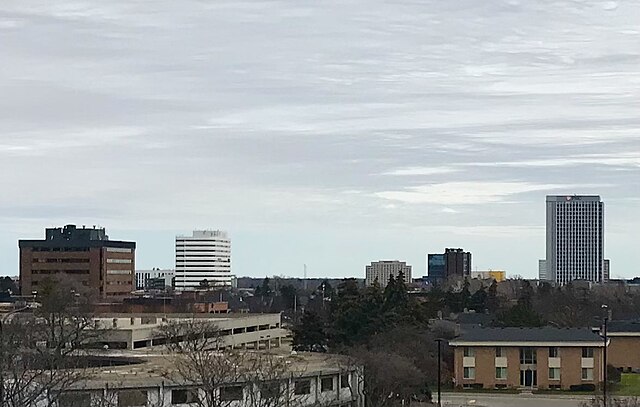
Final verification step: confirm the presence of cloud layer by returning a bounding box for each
[1,0,639,278]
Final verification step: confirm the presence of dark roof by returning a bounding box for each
[607,320,640,333]
[456,312,494,327]
[452,327,603,343]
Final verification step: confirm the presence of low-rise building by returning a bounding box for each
[605,320,640,373]
[450,327,605,390]
[470,270,506,282]
[135,268,175,290]
[57,351,364,407]
[91,313,286,351]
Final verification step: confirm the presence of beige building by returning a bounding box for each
[55,352,364,407]
[605,321,640,373]
[450,327,605,390]
[92,313,286,350]
[365,260,412,288]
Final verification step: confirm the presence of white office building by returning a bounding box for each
[542,195,609,284]
[365,260,412,288]
[135,269,175,290]
[175,230,232,290]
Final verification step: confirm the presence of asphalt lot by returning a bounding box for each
[440,393,592,407]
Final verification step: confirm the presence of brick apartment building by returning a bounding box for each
[19,225,136,299]
[605,321,640,373]
[450,327,605,390]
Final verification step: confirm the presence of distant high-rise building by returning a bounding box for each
[19,224,136,299]
[365,260,412,288]
[427,248,471,283]
[542,195,609,284]
[175,230,232,290]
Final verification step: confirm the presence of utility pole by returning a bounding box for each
[602,304,609,407]
[435,338,443,407]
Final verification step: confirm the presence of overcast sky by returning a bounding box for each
[1,0,639,279]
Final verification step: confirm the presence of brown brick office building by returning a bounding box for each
[450,327,605,390]
[19,225,136,300]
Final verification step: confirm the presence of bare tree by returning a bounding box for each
[157,318,327,407]
[0,277,99,406]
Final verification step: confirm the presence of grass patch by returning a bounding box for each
[614,373,640,396]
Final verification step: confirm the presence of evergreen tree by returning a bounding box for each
[292,310,326,348]
[486,280,499,312]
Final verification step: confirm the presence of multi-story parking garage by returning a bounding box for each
[92,313,285,350]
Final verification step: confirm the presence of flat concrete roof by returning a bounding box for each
[70,348,353,389]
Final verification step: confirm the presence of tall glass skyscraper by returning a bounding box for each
[543,195,608,284]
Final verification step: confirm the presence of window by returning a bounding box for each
[582,347,594,358]
[220,386,243,401]
[59,392,91,407]
[260,382,280,400]
[340,373,350,388]
[463,367,475,379]
[549,347,559,358]
[582,368,594,381]
[464,347,475,357]
[117,390,147,407]
[321,376,334,392]
[495,347,504,357]
[495,367,507,380]
[171,389,198,404]
[519,348,537,364]
[549,368,561,381]
[294,379,311,395]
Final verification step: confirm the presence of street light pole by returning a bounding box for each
[435,338,442,407]
[602,304,609,407]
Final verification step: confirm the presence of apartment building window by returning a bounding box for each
[582,368,594,381]
[464,347,475,357]
[495,367,507,380]
[171,389,198,404]
[220,385,243,401]
[582,347,594,358]
[340,373,350,388]
[549,347,559,357]
[294,379,311,395]
[549,368,561,381]
[463,367,475,379]
[321,376,334,392]
[117,390,147,407]
[260,382,280,400]
[495,347,504,357]
[519,348,537,364]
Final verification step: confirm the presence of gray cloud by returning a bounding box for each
[1,0,639,278]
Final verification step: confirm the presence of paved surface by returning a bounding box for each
[440,393,592,407]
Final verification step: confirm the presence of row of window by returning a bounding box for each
[32,258,90,263]
[31,270,90,275]
[463,347,594,360]
[463,367,594,381]
[59,375,352,407]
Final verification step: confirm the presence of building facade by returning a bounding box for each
[604,321,640,373]
[543,195,608,284]
[428,248,472,283]
[450,327,605,390]
[470,270,506,282]
[54,352,364,407]
[365,260,412,288]
[135,269,175,290]
[175,230,232,290]
[19,225,135,299]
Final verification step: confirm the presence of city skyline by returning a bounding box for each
[1,1,639,279]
